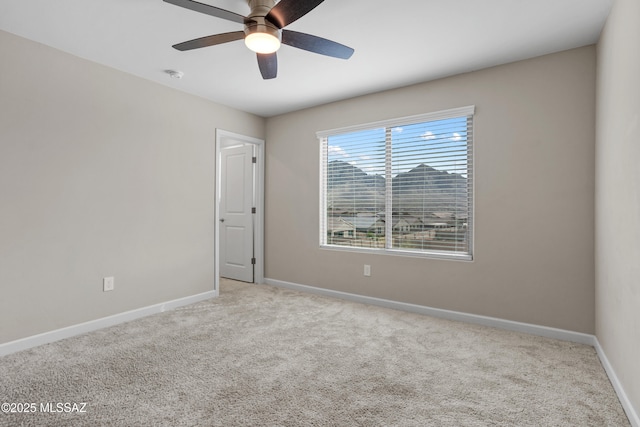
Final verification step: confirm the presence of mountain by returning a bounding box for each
[327,160,385,212]
[327,160,385,190]
[391,163,468,217]
[327,160,468,219]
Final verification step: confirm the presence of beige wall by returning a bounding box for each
[0,30,265,344]
[265,46,596,334]
[596,0,640,417]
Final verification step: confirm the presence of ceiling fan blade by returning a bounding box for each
[265,0,324,29]
[257,53,277,80]
[172,31,245,51]
[163,0,247,24]
[282,30,354,59]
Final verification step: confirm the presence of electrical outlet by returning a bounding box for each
[364,265,371,277]
[103,277,114,292]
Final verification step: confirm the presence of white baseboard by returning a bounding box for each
[0,290,216,357]
[264,278,595,345]
[594,338,640,427]
[264,277,639,426]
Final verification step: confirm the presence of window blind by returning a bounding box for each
[318,106,474,259]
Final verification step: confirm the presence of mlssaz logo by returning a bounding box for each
[40,402,88,413]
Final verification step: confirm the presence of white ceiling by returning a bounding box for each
[0,0,612,117]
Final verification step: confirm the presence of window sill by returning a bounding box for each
[319,244,473,262]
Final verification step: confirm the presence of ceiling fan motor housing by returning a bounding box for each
[245,0,281,41]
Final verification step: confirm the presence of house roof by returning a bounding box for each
[327,217,354,232]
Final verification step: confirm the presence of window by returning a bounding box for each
[317,106,474,260]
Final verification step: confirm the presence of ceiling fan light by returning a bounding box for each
[245,32,281,54]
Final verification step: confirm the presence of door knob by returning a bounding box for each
[220,218,225,222]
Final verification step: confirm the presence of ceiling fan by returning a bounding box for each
[164,0,355,79]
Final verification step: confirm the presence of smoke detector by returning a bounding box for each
[165,70,184,79]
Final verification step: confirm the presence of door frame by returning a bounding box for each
[214,129,265,295]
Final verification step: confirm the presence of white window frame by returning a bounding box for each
[317,106,475,261]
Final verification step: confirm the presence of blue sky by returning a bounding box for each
[327,117,469,177]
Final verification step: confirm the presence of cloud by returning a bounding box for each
[451,133,462,141]
[328,145,349,158]
[359,155,372,161]
[392,127,404,133]
[421,131,435,140]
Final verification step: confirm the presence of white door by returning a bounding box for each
[220,144,254,282]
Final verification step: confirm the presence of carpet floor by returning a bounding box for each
[0,279,630,426]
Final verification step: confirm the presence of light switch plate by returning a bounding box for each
[364,265,371,277]
[103,277,114,292]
